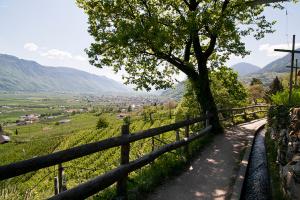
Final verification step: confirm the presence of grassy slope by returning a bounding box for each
[0,110,185,199]
[0,106,266,199]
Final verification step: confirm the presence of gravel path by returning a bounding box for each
[147,119,266,200]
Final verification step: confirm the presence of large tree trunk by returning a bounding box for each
[190,66,224,133]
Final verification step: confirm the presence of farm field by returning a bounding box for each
[0,93,265,199]
[0,93,191,199]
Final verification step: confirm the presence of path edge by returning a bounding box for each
[230,121,266,200]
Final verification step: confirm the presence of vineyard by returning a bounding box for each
[1,106,206,199]
[0,96,267,200]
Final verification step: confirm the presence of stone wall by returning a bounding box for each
[269,107,300,200]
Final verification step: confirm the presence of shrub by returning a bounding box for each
[123,116,130,125]
[96,117,109,129]
[271,89,300,106]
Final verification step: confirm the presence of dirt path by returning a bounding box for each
[147,119,266,200]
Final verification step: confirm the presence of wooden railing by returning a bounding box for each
[0,104,269,200]
[219,104,269,123]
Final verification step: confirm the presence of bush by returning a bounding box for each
[123,116,130,125]
[267,105,290,132]
[271,89,300,106]
[96,117,109,129]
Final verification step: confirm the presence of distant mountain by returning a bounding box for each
[161,81,185,100]
[238,48,300,85]
[0,54,130,93]
[231,62,260,76]
[257,48,300,74]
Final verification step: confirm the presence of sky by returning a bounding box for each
[0,0,300,83]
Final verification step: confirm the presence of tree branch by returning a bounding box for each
[248,0,290,6]
[192,30,204,66]
[183,0,190,7]
[154,50,198,78]
[184,36,192,62]
[204,0,230,58]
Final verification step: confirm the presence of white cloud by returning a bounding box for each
[74,55,86,61]
[41,49,72,60]
[24,42,39,52]
[24,42,87,62]
[259,43,300,57]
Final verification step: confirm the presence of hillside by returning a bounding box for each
[231,62,260,76]
[0,111,179,199]
[0,54,130,94]
[161,81,185,100]
[239,49,300,85]
[256,48,300,74]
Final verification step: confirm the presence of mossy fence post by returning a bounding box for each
[116,124,130,200]
[184,115,190,161]
[58,163,64,193]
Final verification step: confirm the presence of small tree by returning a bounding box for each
[15,129,18,135]
[250,78,263,86]
[164,100,177,119]
[96,117,109,129]
[248,84,265,104]
[123,116,131,125]
[269,76,283,95]
[127,105,132,112]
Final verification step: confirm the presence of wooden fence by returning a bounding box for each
[0,104,269,200]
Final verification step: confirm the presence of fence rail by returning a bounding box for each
[0,104,269,199]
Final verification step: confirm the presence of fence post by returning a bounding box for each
[116,124,130,200]
[54,177,58,195]
[243,108,247,121]
[151,136,155,152]
[205,111,210,127]
[57,163,63,194]
[231,110,234,124]
[176,129,180,141]
[184,115,190,161]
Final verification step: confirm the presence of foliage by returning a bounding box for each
[96,116,109,129]
[77,0,289,132]
[268,76,283,95]
[271,89,300,106]
[127,105,132,112]
[175,81,201,121]
[265,130,287,200]
[76,0,282,90]
[175,67,248,120]
[267,105,290,132]
[123,116,131,125]
[210,66,248,108]
[248,84,265,104]
[250,77,263,86]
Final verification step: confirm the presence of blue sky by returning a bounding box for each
[0,0,299,82]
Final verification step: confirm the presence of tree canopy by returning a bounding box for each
[77,0,296,132]
[77,0,287,90]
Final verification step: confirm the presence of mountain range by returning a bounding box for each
[1,49,299,96]
[256,48,300,74]
[0,54,130,94]
[231,62,260,76]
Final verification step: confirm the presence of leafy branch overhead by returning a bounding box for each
[77,0,291,90]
